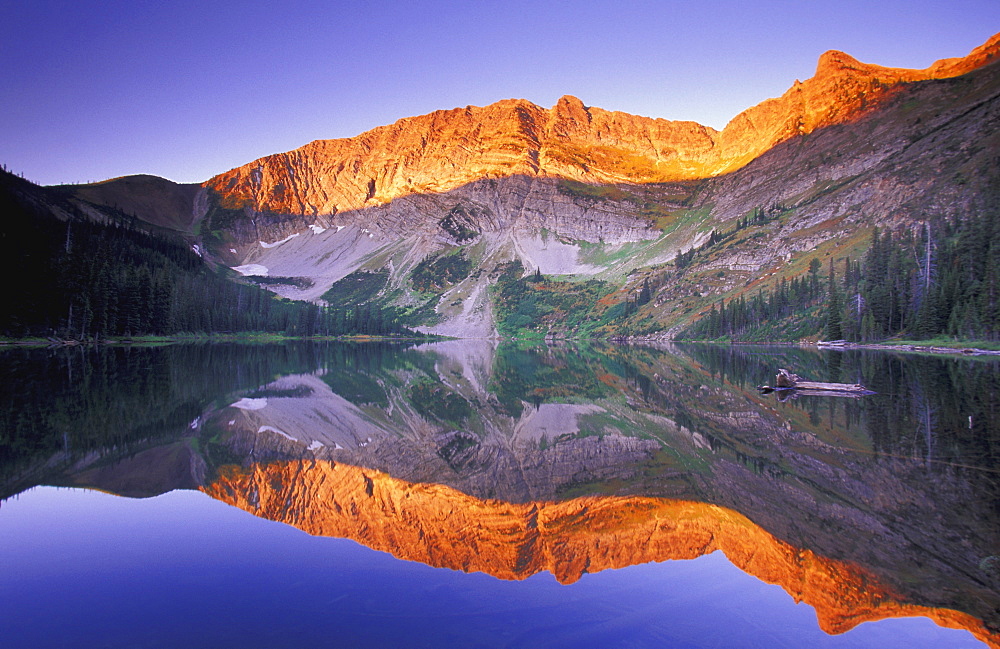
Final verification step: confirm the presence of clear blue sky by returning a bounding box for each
[3,0,997,186]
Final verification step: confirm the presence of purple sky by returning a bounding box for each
[3,0,998,186]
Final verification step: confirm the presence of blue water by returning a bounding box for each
[0,487,984,649]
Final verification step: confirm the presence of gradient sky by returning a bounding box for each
[3,0,998,186]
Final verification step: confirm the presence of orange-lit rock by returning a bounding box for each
[203,35,1000,216]
[202,460,999,648]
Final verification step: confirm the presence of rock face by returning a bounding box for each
[197,32,1000,335]
[204,33,1000,217]
[201,460,998,647]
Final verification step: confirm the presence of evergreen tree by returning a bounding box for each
[825,259,844,340]
[638,278,652,306]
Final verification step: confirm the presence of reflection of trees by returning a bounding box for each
[679,344,1000,475]
[6,340,999,639]
[0,342,416,494]
[488,345,616,417]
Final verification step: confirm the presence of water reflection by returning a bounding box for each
[1,341,998,647]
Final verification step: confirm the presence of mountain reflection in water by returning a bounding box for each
[2,340,998,647]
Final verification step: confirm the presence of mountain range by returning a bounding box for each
[12,32,1000,339]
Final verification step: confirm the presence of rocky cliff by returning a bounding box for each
[203,33,1000,216]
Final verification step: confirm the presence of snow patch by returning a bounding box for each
[512,233,602,275]
[192,245,202,258]
[260,233,300,248]
[189,416,201,429]
[307,440,324,451]
[336,225,345,232]
[232,397,268,410]
[258,425,295,441]
[309,224,326,234]
[230,248,237,254]
[233,264,269,277]
[230,223,385,302]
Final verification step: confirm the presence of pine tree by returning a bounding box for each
[808,258,821,301]
[825,259,844,340]
[638,278,652,306]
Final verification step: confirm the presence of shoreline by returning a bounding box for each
[611,333,1000,356]
[814,341,1000,356]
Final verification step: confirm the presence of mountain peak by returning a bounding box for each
[554,94,587,111]
[815,49,866,76]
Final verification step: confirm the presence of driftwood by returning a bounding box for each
[758,369,875,396]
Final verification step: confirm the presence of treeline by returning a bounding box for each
[685,207,1000,342]
[674,205,780,271]
[840,215,1000,341]
[684,257,825,340]
[0,171,412,339]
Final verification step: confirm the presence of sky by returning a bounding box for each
[2,0,998,186]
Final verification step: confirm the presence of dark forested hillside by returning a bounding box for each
[682,204,1000,342]
[0,170,410,339]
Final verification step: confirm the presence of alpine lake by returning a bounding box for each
[1,340,998,649]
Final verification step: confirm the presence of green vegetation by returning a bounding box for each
[321,270,388,305]
[490,260,624,338]
[245,276,314,289]
[410,250,472,292]
[684,209,1000,343]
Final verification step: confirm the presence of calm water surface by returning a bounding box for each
[1,341,997,648]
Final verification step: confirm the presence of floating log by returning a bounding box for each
[759,369,875,396]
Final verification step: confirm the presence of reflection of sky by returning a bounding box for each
[0,487,984,648]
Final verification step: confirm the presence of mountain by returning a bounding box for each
[63,174,202,232]
[56,33,1000,339]
[200,32,1000,216]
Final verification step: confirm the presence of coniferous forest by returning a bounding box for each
[684,207,1000,342]
[0,171,411,339]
